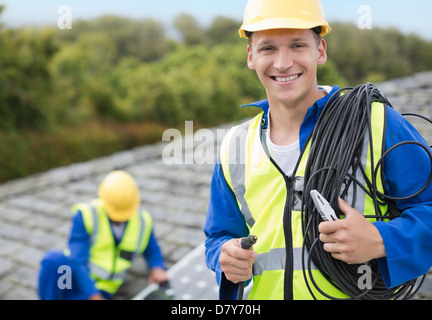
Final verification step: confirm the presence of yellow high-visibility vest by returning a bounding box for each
[219,102,387,299]
[70,199,153,294]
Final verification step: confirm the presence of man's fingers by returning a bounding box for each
[221,238,257,260]
[319,232,334,244]
[220,238,258,283]
[318,219,342,234]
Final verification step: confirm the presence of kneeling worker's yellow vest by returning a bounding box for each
[69,199,153,294]
[219,102,387,300]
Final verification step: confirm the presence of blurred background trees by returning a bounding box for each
[1,4,432,182]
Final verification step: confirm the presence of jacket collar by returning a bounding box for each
[240,85,340,129]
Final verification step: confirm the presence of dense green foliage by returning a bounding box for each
[325,22,432,84]
[1,6,432,182]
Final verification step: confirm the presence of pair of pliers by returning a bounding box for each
[310,190,339,221]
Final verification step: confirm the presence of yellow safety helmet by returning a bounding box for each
[239,0,331,39]
[98,170,141,222]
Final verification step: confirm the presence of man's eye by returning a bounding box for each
[260,46,274,52]
[292,44,306,49]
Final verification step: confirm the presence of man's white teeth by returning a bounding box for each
[275,74,299,82]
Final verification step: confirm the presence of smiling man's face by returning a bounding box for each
[247,28,327,109]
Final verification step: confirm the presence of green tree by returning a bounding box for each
[0,27,58,131]
[49,32,118,122]
[206,16,240,45]
[174,14,205,46]
[55,15,169,62]
[325,22,432,85]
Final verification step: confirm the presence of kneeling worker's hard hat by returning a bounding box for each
[98,170,141,222]
[239,0,331,39]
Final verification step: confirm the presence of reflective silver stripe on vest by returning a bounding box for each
[253,248,317,276]
[135,211,146,256]
[87,204,109,280]
[227,120,255,228]
[89,263,127,281]
[89,204,99,246]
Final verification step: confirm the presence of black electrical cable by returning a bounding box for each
[300,83,431,300]
[402,113,432,148]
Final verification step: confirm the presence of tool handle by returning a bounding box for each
[240,235,257,249]
[237,235,257,300]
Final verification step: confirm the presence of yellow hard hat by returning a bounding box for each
[98,170,141,222]
[239,0,331,39]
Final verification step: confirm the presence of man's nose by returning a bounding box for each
[274,49,294,72]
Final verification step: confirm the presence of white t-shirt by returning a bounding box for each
[266,86,332,176]
[265,122,300,177]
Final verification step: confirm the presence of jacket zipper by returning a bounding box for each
[269,155,295,300]
[283,175,294,300]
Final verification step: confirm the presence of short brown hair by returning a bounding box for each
[246,27,322,47]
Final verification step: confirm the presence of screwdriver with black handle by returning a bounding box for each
[237,235,258,300]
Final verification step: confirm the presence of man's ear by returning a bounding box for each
[317,39,328,66]
[247,45,255,70]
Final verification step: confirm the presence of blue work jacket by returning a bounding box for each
[204,85,432,299]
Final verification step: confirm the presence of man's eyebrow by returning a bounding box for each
[255,39,275,47]
[290,38,304,43]
[255,37,307,46]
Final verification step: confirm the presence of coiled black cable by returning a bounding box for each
[300,83,431,300]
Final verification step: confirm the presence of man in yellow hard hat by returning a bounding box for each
[38,170,167,300]
[204,0,432,300]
